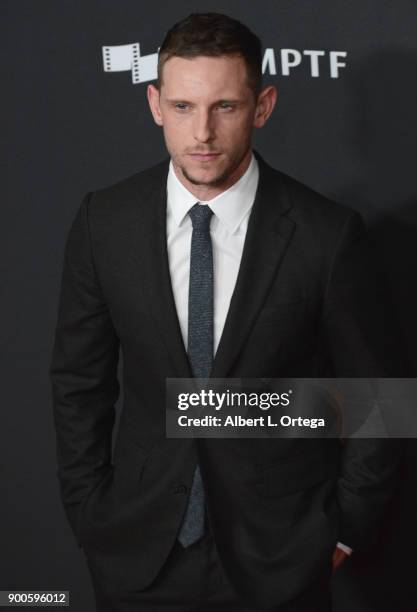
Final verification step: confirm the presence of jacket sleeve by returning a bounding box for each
[49,193,120,546]
[322,211,405,551]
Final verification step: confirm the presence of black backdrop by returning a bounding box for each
[3,1,417,610]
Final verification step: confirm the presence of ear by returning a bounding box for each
[253,85,277,129]
[147,84,163,126]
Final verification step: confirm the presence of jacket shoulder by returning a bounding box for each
[285,172,356,220]
[255,151,363,234]
[86,158,170,212]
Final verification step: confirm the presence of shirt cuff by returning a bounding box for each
[337,542,353,555]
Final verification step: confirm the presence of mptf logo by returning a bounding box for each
[102,43,347,85]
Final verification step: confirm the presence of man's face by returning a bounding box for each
[147,54,275,195]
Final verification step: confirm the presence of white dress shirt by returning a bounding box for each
[166,152,259,354]
[165,151,352,557]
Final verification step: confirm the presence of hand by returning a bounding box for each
[332,546,349,571]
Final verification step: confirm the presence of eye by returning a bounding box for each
[174,103,189,111]
[218,102,234,111]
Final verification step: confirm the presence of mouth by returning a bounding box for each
[187,152,221,162]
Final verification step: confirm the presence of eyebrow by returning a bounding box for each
[165,98,245,105]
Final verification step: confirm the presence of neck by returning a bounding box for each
[172,149,253,201]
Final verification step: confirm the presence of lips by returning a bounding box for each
[188,152,221,161]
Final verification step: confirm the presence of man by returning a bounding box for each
[50,12,402,612]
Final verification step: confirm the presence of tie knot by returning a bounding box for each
[189,203,213,232]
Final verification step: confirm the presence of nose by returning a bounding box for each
[193,108,214,143]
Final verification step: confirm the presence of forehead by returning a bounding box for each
[160,55,251,99]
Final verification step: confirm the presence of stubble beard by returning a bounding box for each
[175,148,249,189]
[181,164,230,187]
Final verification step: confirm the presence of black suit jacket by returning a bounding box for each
[50,151,403,608]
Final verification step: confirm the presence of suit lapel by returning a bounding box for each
[138,160,193,378]
[211,153,296,378]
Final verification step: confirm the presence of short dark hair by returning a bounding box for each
[157,13,263,97]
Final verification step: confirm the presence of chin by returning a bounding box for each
[186,172,227,187]
[181,166,223,186]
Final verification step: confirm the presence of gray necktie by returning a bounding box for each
[177,203,214,547]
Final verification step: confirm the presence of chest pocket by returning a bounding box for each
[255,298,309,328]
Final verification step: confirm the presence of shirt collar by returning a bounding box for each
[167,152,259,234]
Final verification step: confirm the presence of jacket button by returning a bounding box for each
[173,484,188,495]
